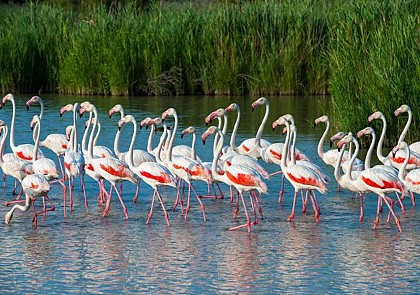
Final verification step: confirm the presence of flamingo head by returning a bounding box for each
[2,93,13,105]
[59,104,74,117]
[65,125,73,141]
[181,126,195,139]
[26,95,42,111]
[202,126,218,145]
[314,115,329,126]
[337,132,353,150]
[80,101,95,114]
[356,127,374,139]
[30,115,40,130]
[109,104,123,118]
[118,115,135,131]
[394,104,410,116]
[139,117,152,129]
[251,97,268,112]
[205,108,225,125]
[147,117,163,131]
[392,141,408,157]
[283,114,295,125]
[368,111,383,122]
[272,115,287,131]
[329,131,346,147]
[162,108,176,121]
[225,103,239,113]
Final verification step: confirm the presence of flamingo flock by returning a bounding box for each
[0,93,417,233]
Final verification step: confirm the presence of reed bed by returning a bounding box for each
[0,0,419,142]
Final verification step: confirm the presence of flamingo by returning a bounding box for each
[80,101,138,219]
[202,126,267,232]
[29,115,66,193]
[1,93,44,161]
[394,104,420,153]
[368,111,420,170]
[5,173,54,227]
[118,114,177,225]
[162,107,211,221]
[61,103,87,216]
[391,141,418,206]
[337,133,406,232]
[272,115,327,222]
[0,123,33,199]
[227,98,271,159]
[26,95,69,179]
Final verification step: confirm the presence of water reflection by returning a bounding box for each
[0,94,418,294]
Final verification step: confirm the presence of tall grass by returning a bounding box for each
[0,0,419,143]
[329,0,420,145]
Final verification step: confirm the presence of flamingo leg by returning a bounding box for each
[249,193,258,225]
[103,186,113,217]
[309,191,319,222]
[381,195,402,232]
[190,184,206,222]
[156,189,170,226]
[359,193,364,222]
[35,196,55,219]
[394,192,405,213]
[374,196,381,229]
[278,174,285,203]
[114,184,128,219]
[410,192,416,206]
[229,191,251,232]
[287,190,298,222]
[132,180,141,203]
[146,190,157,224]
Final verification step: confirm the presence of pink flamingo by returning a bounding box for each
[394,104,420,154]
[337,133,406,232]
[162,108,211,221]
[226,98,271,159]
[61,103,87,216]
[202,126,267,232]
[26,95,69,178]
[29,115,66,192]
[80,101,138,219]
[368,111,420,170]
[5,173,54,228]
[1,93,44,161]
[118,114,177,225]
[0,123,33,199]
[272,115,327,222]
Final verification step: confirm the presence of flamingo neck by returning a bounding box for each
[166,111,178,162]
[190,132,196,160]
[230,107,240,150]
[212,129,225,178]
[32,119,41,162]
[0,125,8,165]
[317,119,329,160]
[398,143,410,181]
[127,118,137,170]
[81,112,93,155]
[9,96,16,152]
[113,110,125,159]
[398,109,412,144]
[364,132,376,169]
[280,120,291,170]
[376,114,387,163]
[146,124,154,154]
[87,108,97,158]
[213,117,222,155]
[347,137,360,181]
[334,142,347,184]
[156,124,168,163]
[255,101,269,143]
[94,122,101,147]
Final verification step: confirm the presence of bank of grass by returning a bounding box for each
[0,0,419,142]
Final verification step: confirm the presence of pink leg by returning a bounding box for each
[382,195,402,232]
[190,184,206,222]
[359,194,364,221]
[278,174,285,203]
[287,190,298,222]
[410,192,416,206]
[309,191,319,222]
[103,186,113,217]
[229,191,251,232]
[156,189,170,226]
[132,180,141,203]
[146,190,157,224]
[374,196,381,229]
[395,192,405,213]
[114,184,128,219]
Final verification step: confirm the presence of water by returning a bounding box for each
[0,95,418,294]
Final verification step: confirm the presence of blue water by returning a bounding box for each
[0,95,418,294]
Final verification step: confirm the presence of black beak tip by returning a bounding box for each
[118,126,122,131]
[329,140,333,148]
[181,134,184,139]
[26,105,30,111]
[252,108,255,112]
[59,113,63,117]
[109,114,112,119]
[202,139,206,145]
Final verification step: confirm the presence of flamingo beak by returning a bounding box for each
[26,105,30,111]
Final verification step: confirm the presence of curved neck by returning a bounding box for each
[230,107,240,150]
[255,102,269,142]
[32,120,41,162]
[317,119,329,160]
[146,124,154,153]
[167,111,178,162]
[190,132,196,160]
[212,129,224,176]
[347,137,360,179]
[334,142,347,183]
[376,115,387,163]
[71,103,80,152]
[94,122,101,147]
[82,112,93,155]
[127,118,137,169]
[398,109,412,144]
[213,117,222,155]
[290,125,297,165]
[156,124,168,163]
[87,108,97,158]
[364,132,376,169]
[9,97,16,151]
[0,126,8,164]
[398,144,410,180]
[280,121,291,170]
[39,99,45,120]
